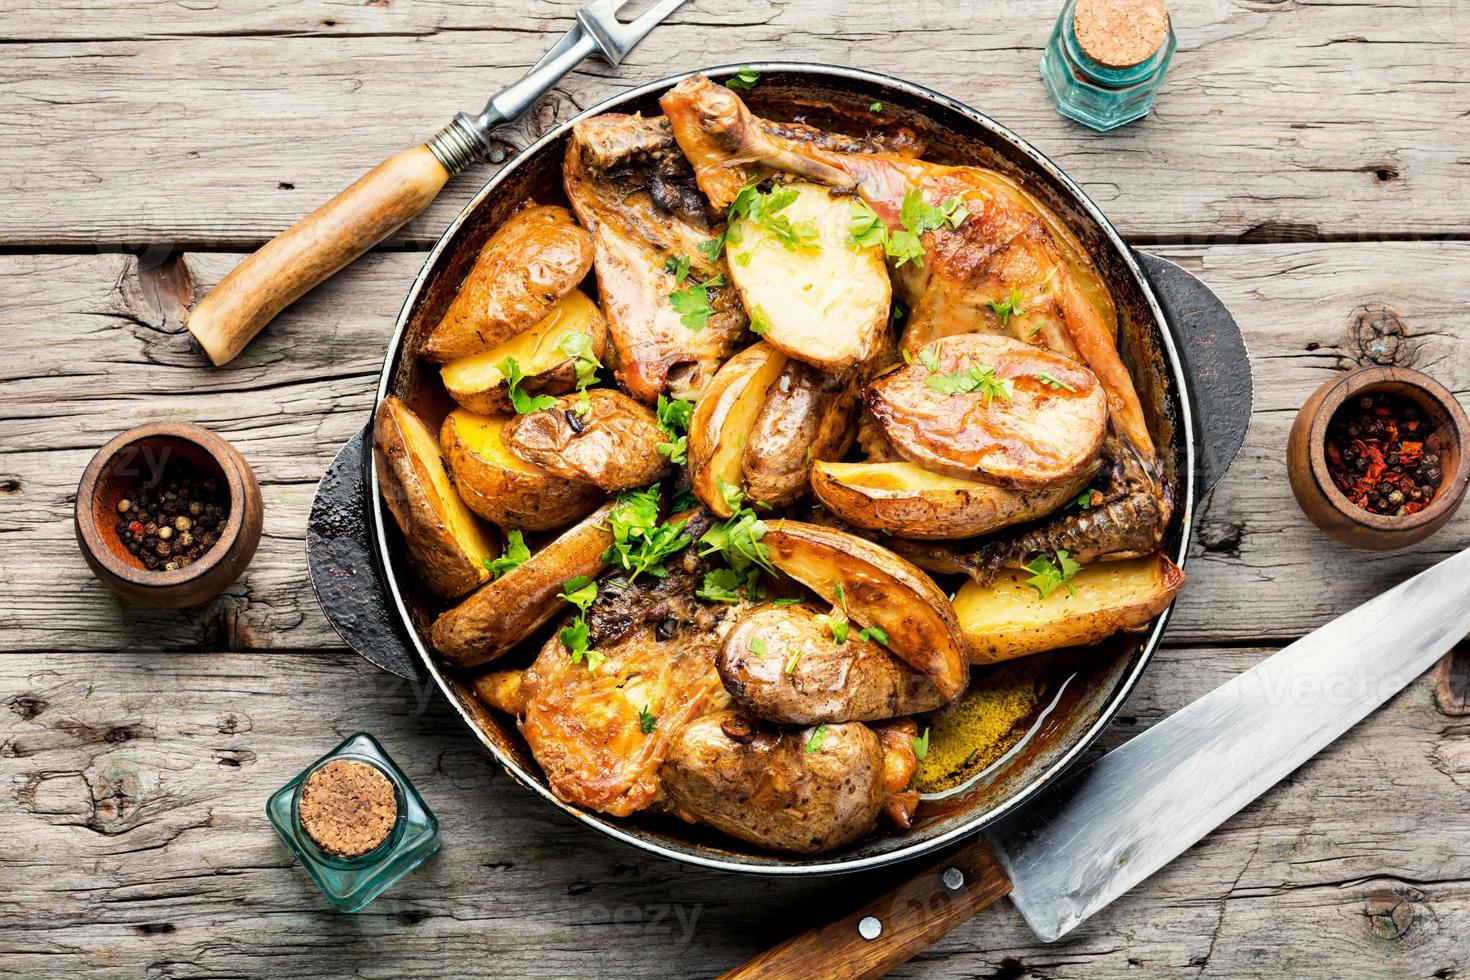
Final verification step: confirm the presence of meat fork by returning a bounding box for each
[187,0,690,366]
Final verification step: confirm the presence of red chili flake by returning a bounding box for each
[1325,392,1445,517]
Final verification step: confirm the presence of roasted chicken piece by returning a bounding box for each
[660,75,1154,459]
[514,525,743,817]
[563,113,748,402]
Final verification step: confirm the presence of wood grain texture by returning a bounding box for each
[0,0,1466,247]
[1,646,1464,978]
[4,243,1469,652]
[187,145,449,365]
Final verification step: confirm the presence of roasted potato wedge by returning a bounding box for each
[373,395,495,598]
[430,502,614,670]
[440,409,602,531]
[726,182,890,372]
[439,290,607,416]
[502,389,670,492]
[472,668,527,716]
[660,711,886,853]
[719,603,948,724]
[422,205,593,362]
[866,334,1107,488]
[741,360,859,508]
[953,553,1186,663]
[811,460,1095,540]
[687,342,788,515]
[762,521,969,701]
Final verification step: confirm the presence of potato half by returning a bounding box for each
[421,205,593,362]
[440,290,607,416]
[440,409,602,531]
[866,334,1107,488]
[726,182,890,372]
[953,553,1186,663]
[430,501,615,671]
[811,460,1094,540]
[502,389,670,492]
[687,342,788,516]
[373,395,496,598]
[762,521,969,701]
[740,360,859,508]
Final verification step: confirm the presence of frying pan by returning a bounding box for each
[305,63,1252,875]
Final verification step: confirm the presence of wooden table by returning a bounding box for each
[3,1,1468,976]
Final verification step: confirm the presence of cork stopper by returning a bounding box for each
[1073,0,1169,69]
[299,759,398,858]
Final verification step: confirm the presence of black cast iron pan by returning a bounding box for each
[306,64,1252,875]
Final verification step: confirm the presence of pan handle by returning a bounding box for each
[1135,250,1253,499]
[305,425,427,681]
[720,838,1014,979]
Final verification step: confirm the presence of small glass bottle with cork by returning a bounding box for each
[267,732,440,912]
[1040,0,1176,132]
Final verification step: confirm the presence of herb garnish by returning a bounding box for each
[498,356,557,414]
[601,484,693,581]
[918,345,1014,403]
[483,529,530,579]
[558,331,601,392]
[845,191,967,268]
[725,66,759,91]
[988,285,1026,326]
[639,705,658,734]
[1036,371,1075,393]
[869,101,884,113]
[730,184,819,252]
[749,636,767,658]
[806,723,828,753]
[784,649,802,676]
[1023,549,1082,600]
[558,574,601,669]
[655,395,694,464]
[667,254,727,333]
[857,626,889,646]
[771,597,805,607]
[748,304,773,336]
[1071,489,1098,510]
[698,481,775,600]
[912,727,930,760]
[696,567,745,603]
[814,612,849,645]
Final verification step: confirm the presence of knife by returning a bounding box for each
[184,0,689,367]
[724,546,1470,978]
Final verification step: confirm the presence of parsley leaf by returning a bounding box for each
[725,66,759,91]
[869,101,884,113]
[639,705,657,734]
[749,636,767,658]
[1071,489,1098,510]
[1023,549,1083,600]
[1036,371,1076,393]
[748,304,773,336]
[771,597,805,607]
[559,574,598,612]
[784,649,802,676]
[846,199,887,250]
[925,364,1015,403]
[697,232,727,263]
[558,574,600,669]
[918,346,941,372]
[655,395,694,464]
[696,567,745,603]
[912,726,930,761]
[558,331,602,391]
[857,625,889,646]
[885,228,926,268]
[669,281,717,332]
[498,355,557,414]
[664,254,692,284]
[600,485,692,581]
[806,723,828,753]
[814,613,849,645]
[988,285,1026,326]
[483,529,530,579]
[730,184,819,252]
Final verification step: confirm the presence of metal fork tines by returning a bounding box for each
[578,0,691,64]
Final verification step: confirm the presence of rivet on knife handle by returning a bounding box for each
[185,0,688,366]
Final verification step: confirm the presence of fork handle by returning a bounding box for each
[185,119,484,366]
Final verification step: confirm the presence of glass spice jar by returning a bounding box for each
[266,732,440,912]
[1040,0,1176,132]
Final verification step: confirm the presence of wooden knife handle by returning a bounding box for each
[185,143,453,366]
[720,838,1013,980]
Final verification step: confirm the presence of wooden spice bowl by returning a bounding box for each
[1288,366,1470,550]
[74,422,263,607]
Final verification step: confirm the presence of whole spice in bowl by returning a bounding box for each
[1288,366,1469,550]
[74,422,263,607]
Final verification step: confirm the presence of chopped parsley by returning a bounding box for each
[925,364,1014,403]
[729,184,819,252]
[655,394,694,464]
[912,726,930,760]
[748,304,773,336]
[668,273,726,333]
[498,355,557,414]
[558,574,601,669]
[725,66,759,91]
[857,625,889,646]
[669,484,698,513]
[638,705,657,734]
[696,567,745,603]
[988,285,1025,326]
[806,723,828,753]
[899,187,968,236]
[749,636,767,658]
[784,649,802,676]
[557,331,601,391]
[697,231,730,263]
[846,190,967,268]
[1028,319,1047,338]
[600,485,692,581]
[814,613,849,645]
[1023,549,1083,600]
[699,483,775,589]
[664,254,692,283]
[868,101,884,113]
[1071,489,1099,510]
[846,199,888,250]
[1036,371,1076,393]
[483,529,530,579]
[771,597,805,607]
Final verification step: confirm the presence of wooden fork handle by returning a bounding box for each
[186,141,459,366]
[720,838,1014,980]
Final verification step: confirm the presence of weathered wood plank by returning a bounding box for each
[2,646,1465,978]
[2,242,1467,652]
[0,0,1465,245]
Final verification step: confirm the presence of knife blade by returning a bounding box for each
[724,548,1470,979]
[987,545,1470,941]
